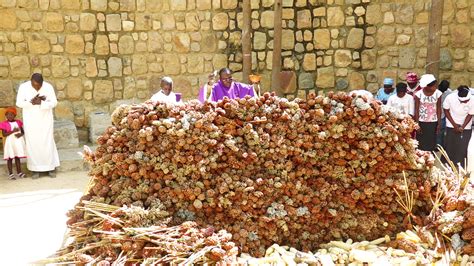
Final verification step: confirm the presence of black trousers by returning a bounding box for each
[416,122,438,152]
[444,127,472,167]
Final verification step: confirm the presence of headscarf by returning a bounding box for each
[383,78,394,86]
[459,95,471,102]
[5,107,16,116]
[406,72,418,83]
[419,74,436,87]
[458,86,471,102]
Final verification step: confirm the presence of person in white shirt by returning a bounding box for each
[150,77,180,104]
[387,83,414,117]
[443,85,474,167]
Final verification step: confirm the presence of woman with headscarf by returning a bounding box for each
[443,86,474,167]
[375,78,395,104]
[150,77,180,104]
[406,72,421,95]
[414,74,442,152]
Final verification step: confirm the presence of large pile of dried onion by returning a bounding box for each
[69,92,439,256]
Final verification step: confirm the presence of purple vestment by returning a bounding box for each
[198,80,255,103]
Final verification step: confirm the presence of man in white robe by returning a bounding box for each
[16,73,60,178]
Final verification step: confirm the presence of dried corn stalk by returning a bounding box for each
[70,92,439,256]
[40,201,238,265]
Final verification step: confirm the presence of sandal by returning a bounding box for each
[8,174,16,180]
[17,173,26,178]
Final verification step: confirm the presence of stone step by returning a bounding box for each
[0,145,95,176]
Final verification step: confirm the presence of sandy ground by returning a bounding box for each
[0,171,90,265]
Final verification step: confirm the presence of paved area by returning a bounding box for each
[0,171,90,265]
[0,145,95,175]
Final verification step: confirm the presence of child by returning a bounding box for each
[150,76,180,104]
[387,83,415,117]
[375,78,395,104]
[198,70,219,103]
[0,107,26,179]
[414,74,442,152]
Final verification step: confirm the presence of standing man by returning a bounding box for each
[16,73,60,178]
[200,68,256,102]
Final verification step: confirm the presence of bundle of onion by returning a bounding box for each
[70,92,439,256]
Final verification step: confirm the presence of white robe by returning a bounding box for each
[16,81,60,172]
[150,90,179,104]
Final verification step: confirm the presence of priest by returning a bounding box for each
[16,73,60,178]
[198,68,256,103]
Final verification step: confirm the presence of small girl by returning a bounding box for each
[1,107,27,179]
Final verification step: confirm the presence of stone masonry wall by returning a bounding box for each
[224,0,474,99]
[0,0,473,135]
[0,0,231,132]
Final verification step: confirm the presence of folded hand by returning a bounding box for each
[31,96,42,105]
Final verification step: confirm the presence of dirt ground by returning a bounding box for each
[0,171,90,265]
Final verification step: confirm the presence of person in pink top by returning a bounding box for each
[0,107,26,179]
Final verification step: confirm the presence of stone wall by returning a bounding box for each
[0,0,231,133]
[223,0,474,99]
[0,0,473,136]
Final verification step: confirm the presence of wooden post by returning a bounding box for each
[426,0,444,77]
[242,0,251,84]
[271,0,283,96]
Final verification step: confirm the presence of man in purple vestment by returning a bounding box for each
[198,68,256,103]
